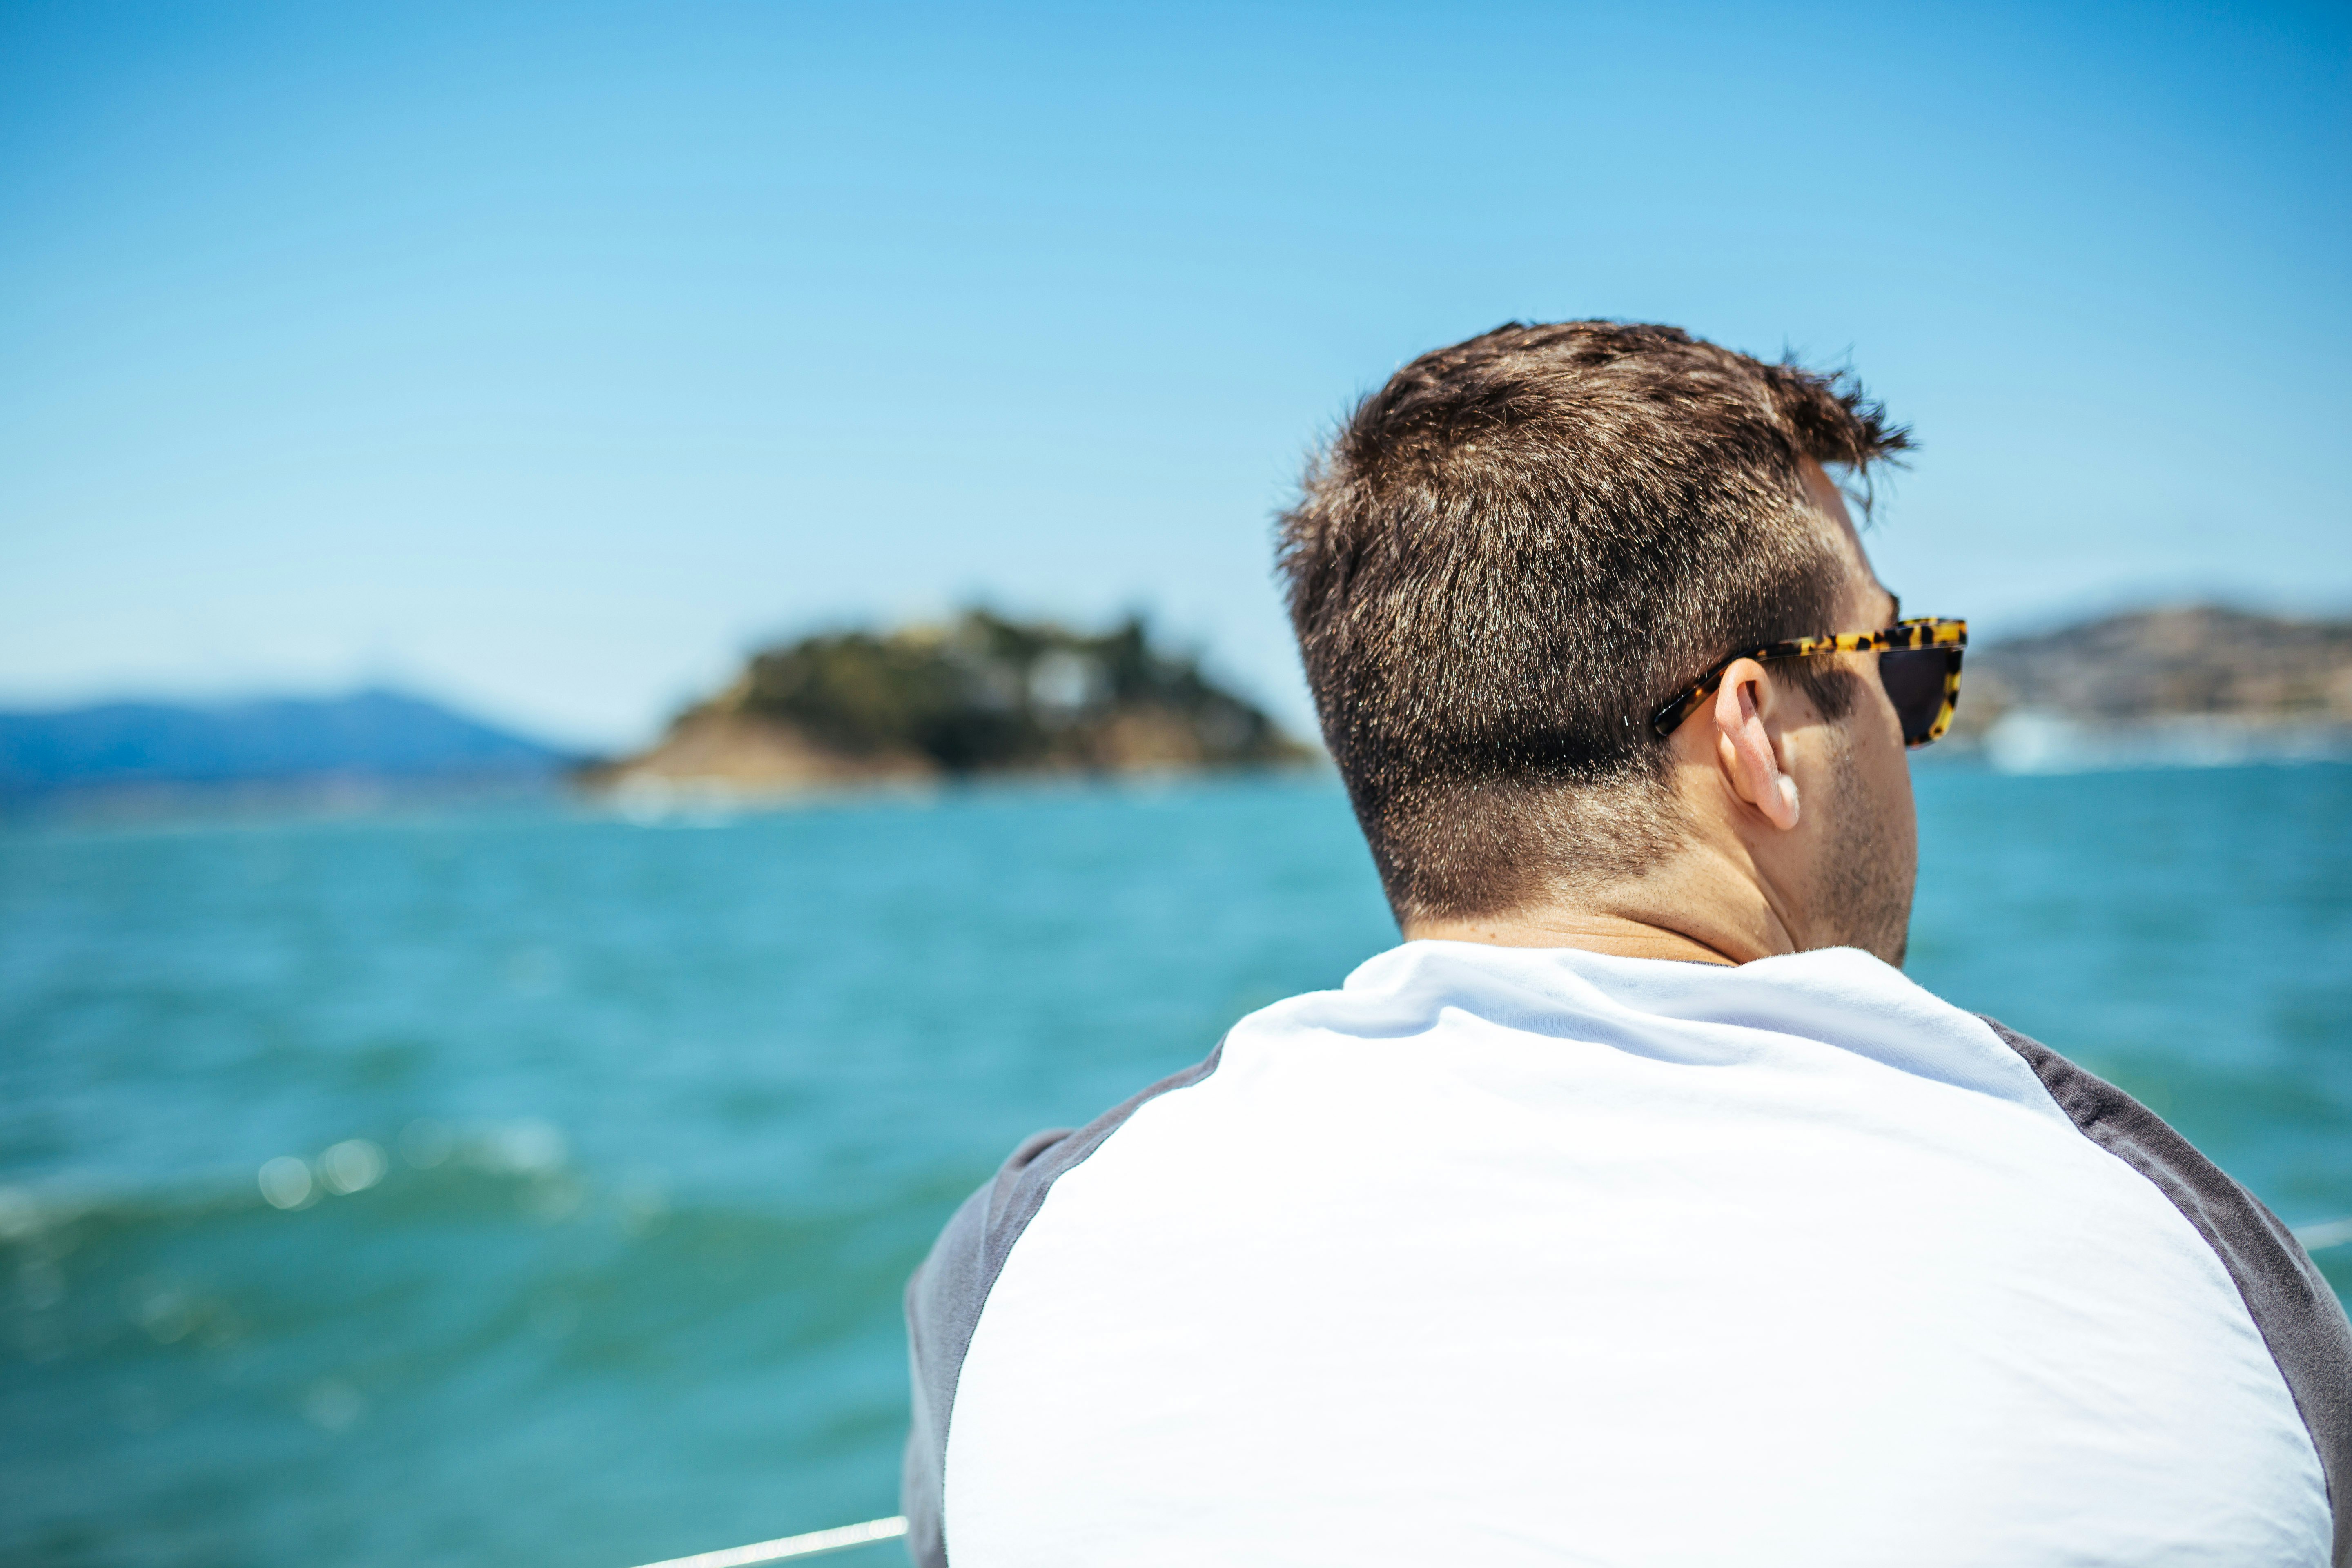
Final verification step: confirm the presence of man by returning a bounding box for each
[902,321,2351,1565]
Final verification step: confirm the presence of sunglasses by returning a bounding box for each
[1648,617,1969,748]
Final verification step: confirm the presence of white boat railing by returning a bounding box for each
[628,1515,908,1567]
[625,1216,2352,1568]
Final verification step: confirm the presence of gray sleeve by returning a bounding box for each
[900,1042,1227,1568]
[1982,1015,2352,1566]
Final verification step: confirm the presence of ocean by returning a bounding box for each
[3,763,2348,1567]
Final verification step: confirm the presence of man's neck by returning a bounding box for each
[1403,909,1741,964]
[1400,846,1800,967]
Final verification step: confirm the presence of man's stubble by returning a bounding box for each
[1808,721,1917,966]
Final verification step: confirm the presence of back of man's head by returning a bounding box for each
[1278,320,1909,925]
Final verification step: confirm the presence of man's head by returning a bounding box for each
[1277,320,1920,962]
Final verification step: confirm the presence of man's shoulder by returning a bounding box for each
[900,1039,1228,1568]
[1979,1014,2352,1565]
[940,1040,1232,1284]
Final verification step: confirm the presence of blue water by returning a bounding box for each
[2,766,2348,1567]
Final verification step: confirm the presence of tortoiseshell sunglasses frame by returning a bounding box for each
[1647,617,1969,746]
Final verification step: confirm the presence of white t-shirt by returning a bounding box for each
[904,942,2351,1566]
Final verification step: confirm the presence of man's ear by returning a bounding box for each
[1712,659,1801,831]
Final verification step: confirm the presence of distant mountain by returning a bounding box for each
[1959,606,2352,727]
[1949,606,2352,771]
[0,690,573,806]
[592,610,1311,799]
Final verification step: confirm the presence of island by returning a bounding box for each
[587,610,1314,800]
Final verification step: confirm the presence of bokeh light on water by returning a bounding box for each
[0,767,2346,1567]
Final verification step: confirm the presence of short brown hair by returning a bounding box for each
[1276,320,1910,923]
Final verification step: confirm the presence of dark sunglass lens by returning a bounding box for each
[1878,647,1952,745]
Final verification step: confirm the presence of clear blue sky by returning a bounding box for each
[3,1,2346,747]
